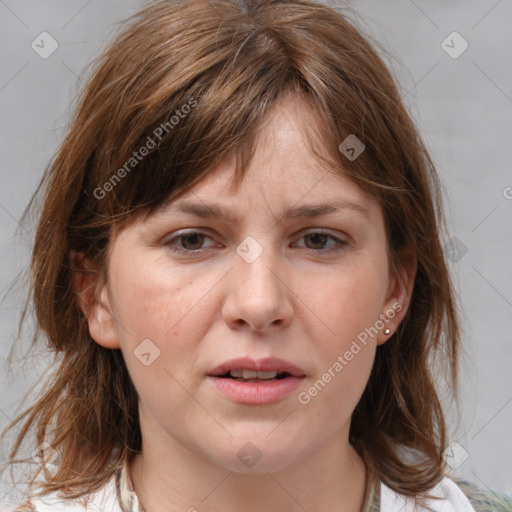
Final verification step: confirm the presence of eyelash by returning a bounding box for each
[165,230,348,256]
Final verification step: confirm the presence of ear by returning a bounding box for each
[376,247,417,346]
[70,249,120,349]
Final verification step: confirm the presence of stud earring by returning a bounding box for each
[384,328,391,335]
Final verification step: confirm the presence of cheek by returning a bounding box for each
[293,257,386,411]
[111,263,217,422]
[297,280,378,420]
[111,254,210,337]
[303,345,375,435]
[109,255,220,390]
[300,258,388,350]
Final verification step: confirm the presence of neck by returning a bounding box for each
[129,430,367,512]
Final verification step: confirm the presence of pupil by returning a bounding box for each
[182,233,203,250]
[307,233,327,249]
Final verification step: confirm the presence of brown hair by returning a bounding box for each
[1,0,460,502]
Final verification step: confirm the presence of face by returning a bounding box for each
[81,94,414,474]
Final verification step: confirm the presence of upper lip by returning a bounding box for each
[207,357,306,377]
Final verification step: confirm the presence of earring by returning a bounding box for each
[383,328,391,335]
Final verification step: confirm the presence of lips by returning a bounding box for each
[207,357,306,405]
[207,357,306,379]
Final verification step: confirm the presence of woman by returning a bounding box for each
[2,0,511,510]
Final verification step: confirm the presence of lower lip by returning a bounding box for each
[208,376,304,405]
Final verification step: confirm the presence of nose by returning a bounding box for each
[222,244,293,333]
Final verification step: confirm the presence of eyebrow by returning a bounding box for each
[172,199,370,222]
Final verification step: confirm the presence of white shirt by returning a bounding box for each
[3,473,480,512]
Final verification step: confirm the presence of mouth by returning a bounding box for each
[207,357,306,405]
[207,357,306,379]
[216,369,295,382]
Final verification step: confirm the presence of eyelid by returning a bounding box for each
[164,228,349,255]
[293,229,348,250]
[164,229,218,250]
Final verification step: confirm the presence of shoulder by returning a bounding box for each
[453,478,512,512]
[2,471,122,512]
[380,475,512,512]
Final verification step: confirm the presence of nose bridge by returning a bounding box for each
[224,233,292,331]
[235,233,282,295]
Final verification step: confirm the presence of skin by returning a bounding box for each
[74,93,416,512]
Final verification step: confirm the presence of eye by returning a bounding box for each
[294,231,348,252]
[165,231,216,254]
[164,229,348,256]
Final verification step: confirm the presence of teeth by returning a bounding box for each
[254,370,279,379]
[228,369,279,379]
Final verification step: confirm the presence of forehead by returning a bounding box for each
[166,94,377,220]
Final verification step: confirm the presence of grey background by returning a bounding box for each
[1,0,511,503]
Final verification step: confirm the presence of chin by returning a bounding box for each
[207,436,303,474]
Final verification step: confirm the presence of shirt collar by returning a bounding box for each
[116,455,145,512]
